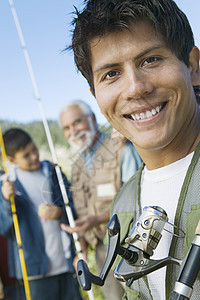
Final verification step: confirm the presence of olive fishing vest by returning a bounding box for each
[71,136,125,246]
[111,143,200,300]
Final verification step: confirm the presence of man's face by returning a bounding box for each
[60,105,96,151]
[90,20,199,156]
[10,142,40,171]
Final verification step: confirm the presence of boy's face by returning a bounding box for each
[10,141,40,171]
[90,20,200,160]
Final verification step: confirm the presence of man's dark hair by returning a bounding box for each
[3,128,32,157]
[68,0,195,95]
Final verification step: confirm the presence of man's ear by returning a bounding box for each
[189,46,200,86]
[89,87,96,98]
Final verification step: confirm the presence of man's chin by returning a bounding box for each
[30,162,41,171]
[69,131,96,154]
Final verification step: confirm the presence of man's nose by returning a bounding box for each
[122,67,153,100]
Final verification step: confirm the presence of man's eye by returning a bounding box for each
[142,57,160,66]
[73,119,81,126]
[104,70,119,80]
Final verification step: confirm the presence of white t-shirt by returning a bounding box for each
[140,152,194,299]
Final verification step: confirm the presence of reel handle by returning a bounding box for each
[77,214,138,290]
[77,260,104,290]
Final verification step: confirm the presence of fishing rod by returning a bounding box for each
[8,1,94,299]
[0,125,32,300]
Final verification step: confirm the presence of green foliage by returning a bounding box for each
[0,119,69,150]
[99,124,112,136]
[0,120,111,151]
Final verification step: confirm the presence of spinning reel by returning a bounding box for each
[77,206,181,290]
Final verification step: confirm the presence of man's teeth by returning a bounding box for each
[131,105,162,120]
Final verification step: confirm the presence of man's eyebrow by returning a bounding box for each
[93,45,165,74]
[94,63,120,74]
[63,117,83,129]
[135,45,165,60]
[72,117,82,124]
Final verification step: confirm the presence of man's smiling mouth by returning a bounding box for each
[124,102,167,121]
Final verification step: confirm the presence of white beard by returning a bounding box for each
[68,118,97,154]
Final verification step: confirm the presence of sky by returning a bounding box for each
[0,0,200,126]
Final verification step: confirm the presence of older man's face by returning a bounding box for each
[60,105,96,151]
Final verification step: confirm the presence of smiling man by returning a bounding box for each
[68,0,200,299]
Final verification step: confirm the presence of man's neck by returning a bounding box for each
[137,118,200,170]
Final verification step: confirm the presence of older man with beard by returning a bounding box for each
[59,100,142,300]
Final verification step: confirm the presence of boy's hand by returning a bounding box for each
[38,203,63,220]
[1,175,16,201]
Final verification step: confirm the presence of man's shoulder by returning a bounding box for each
[97,133,126,155]
[71,155,85,171]
[122,141,142,161]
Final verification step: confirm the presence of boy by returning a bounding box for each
[67,0,200,299]
[0,128,82,300]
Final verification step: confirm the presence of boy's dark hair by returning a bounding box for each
[68,0,195,95]
[3,128,32,157]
